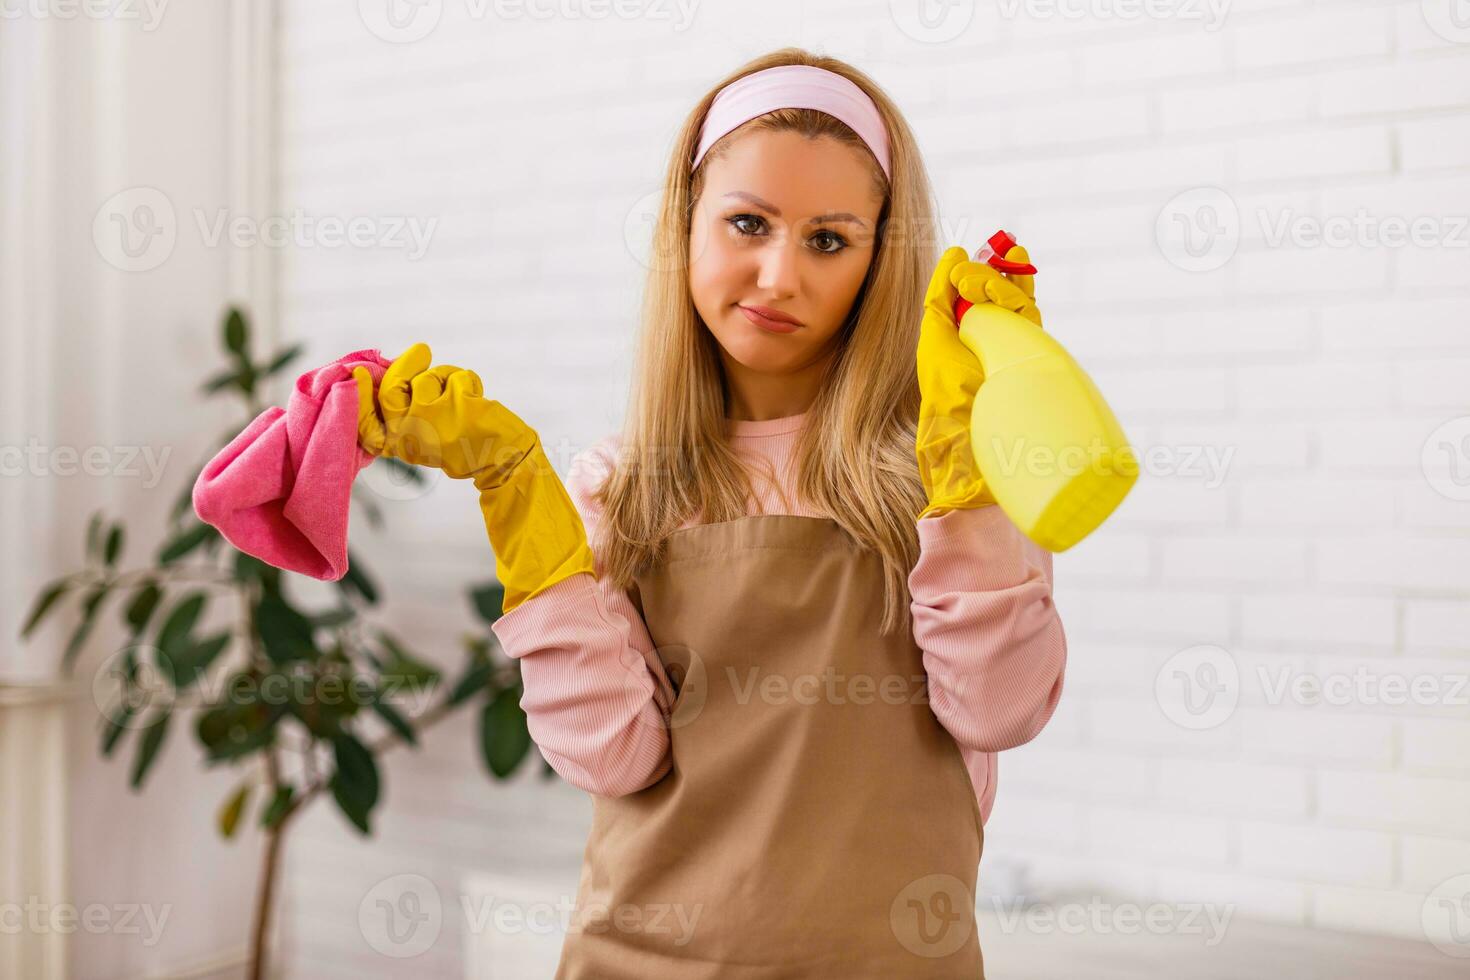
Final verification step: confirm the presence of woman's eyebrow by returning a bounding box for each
[811,210,870,228]
[722,191,870,229]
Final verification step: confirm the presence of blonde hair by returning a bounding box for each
[593,47,939,636]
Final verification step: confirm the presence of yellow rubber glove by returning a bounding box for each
[353,344,595,614]
[915,242,1043,521]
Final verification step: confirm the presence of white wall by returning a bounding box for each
[271,0,1470,972]
[959,0,1470,940]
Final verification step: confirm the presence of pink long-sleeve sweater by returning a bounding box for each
[489,410,1067,826]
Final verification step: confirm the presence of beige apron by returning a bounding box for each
[556,515,986,978]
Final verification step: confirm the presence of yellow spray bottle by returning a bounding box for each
[954,230,1138,552]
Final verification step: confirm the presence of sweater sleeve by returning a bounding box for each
[908,505,1068,820]
[488,436,675,798]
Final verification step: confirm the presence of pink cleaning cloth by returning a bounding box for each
[192,348,391,581]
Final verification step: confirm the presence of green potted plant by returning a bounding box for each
[20,307,552,980]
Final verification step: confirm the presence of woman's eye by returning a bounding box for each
[728,214,764,237]
[811,231,847,255]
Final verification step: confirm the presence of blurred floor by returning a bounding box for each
[979,901,1461,980]
[153,888,1464,979]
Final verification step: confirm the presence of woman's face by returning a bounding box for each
[688,129,885,382]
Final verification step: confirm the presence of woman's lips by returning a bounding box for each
[738,305,801,334]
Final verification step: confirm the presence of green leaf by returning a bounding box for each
[232,550,281,594]
[171,476,198,524]
[376,630,440,691]
[103,524,125,567]
[284,664,365,739]
[130,709,171,789]
[100,700,135,757]
[196,675,284,763]
[256,593,317,664]
[201,368,241,395]
[262,343,304,377]
[224,308,247,356]
[372,699,416,746]
[158,522,216,565]
[197,710,278,763]
[157,592,206,648]
[119,645,141,685]
[155,593,207,682]
[173,631,231,693]
[237,363,257,397]
[447,652,493,708]
[218,784,250,839]
[329,733,379,835]
[85,511,104,561]
[479,686,531,779]
[376,630,410,662]
[260,785,295,829]
[21,579,71,639]
[123,580,162,636]
[61,584,110,674]
[80,583,109,617]
[331,784,371,834]
[335,553,378,605]
[333,735,377,799]
[469,583,505,625]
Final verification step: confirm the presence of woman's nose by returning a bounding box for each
[754,236,800,297]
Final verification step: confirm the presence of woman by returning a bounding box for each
[355,47,1067,979]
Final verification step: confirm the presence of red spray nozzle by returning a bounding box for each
[979,229,1038,275]
[954,229,1038,324]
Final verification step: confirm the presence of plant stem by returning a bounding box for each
[249,748,287,980]
[242,692,458,976]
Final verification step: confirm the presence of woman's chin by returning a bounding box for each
[725,337,802,373]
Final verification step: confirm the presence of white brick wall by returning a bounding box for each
[277,0,1470,970]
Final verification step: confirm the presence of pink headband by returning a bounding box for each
[692,64,892,180]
